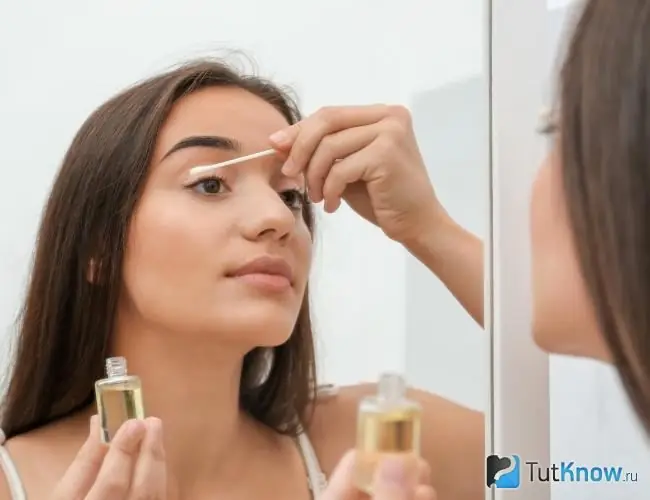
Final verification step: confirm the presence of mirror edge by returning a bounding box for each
[489,0,551,499]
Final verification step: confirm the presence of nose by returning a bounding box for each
[239,186,297,242]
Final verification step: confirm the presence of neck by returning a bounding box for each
[109,318,265,488]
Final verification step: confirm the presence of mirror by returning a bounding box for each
[0,2,490,499]
[544,3,648,500]
[491,1,648,499]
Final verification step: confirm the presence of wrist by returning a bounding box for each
[401,207,457,270]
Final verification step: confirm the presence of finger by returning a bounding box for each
[414,485,437,500]
[416,458,431,486]
[270,104,388,151]
[271,105,389,176]
[52,415,107,500]
[372,455,420,500]
[320,450,357,500]
[305,125,377,203]
[129,418,167,499]
[85,419,146,500]
[320,147,375,213]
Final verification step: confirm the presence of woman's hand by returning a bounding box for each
[322,451,436,500]
[51,415,167,500]
[269,105,447,245]
[270,104,486,326]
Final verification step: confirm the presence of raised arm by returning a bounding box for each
[268,104,486,329]
[402,211,484,327]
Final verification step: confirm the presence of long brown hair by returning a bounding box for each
[1,58,317,438]
[558,0,650,432]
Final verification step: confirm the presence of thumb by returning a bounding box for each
[372,456,418,500]
[268,123,301,151]
[320,450,358,500]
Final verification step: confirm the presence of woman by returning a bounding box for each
[277,0,650,489]
[0,59,482,499]
[529,0,650,429]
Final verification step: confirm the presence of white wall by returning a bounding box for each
[494,0,649,498]
[544,3,650,499]
[0,1,487,410]
[406,76,489,411]
[491,0,551,497]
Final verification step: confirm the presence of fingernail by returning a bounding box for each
[146,418,165,455]
[281,159,295,175]
[124,419,144,438]
[89,415,102,438]
[378,457,408,486]
[269,130,290,146]
[146,417,162,435]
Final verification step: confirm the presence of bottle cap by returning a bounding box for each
[106,356,127,377]
[377,372,406,401]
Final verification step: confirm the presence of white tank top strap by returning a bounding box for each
[0,429,27,500]
[315,383,339,399]
[297,383,339,498]
[297,431,327,498]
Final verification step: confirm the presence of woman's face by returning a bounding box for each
[119,86,312,348]
[529,138,611,361]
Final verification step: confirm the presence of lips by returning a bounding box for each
[228,255,294,284]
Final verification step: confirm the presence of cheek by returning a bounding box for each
[530,157,606,358]
[292,218,313,292]
[121,192,224,322]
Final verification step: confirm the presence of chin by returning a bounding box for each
[532,313,612,362]
[211,308,299,348]
[531,304,572,355]
[531,322,555,355]
[531,305,572,352]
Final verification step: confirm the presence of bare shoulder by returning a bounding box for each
[308,383,484,500]
[306,383,375,476]
[0,414,89,499]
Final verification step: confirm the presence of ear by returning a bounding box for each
[86,258,102,284]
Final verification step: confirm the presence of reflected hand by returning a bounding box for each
[269,105,446,244]
[52,415,167,500]
[322,450,436,500]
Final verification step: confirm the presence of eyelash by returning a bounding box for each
[537,109,559,136]
[538,121,558,135]
[185,175,307,210]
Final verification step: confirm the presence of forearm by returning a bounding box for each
[403,212,485,327]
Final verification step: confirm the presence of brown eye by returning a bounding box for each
[537,108,558,135]
[280,189,306,210]
[189,176,225,195]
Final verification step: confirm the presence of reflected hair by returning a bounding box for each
[1,58,317,438]
[557,0,650,432]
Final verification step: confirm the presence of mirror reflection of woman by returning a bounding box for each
[526,0,650,437]
[0,59,481,499]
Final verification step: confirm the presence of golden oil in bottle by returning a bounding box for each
[95,356,145,443]
[354,373,421,494]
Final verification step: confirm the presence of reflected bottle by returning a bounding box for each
[354,372,421,494]
[95,356,145,443]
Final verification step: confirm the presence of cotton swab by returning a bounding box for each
[188,148,277,177]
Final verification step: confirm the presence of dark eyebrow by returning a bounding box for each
[162,135,243,160]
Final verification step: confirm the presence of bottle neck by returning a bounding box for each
[377,372,405,402]
[105,357,128,378]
